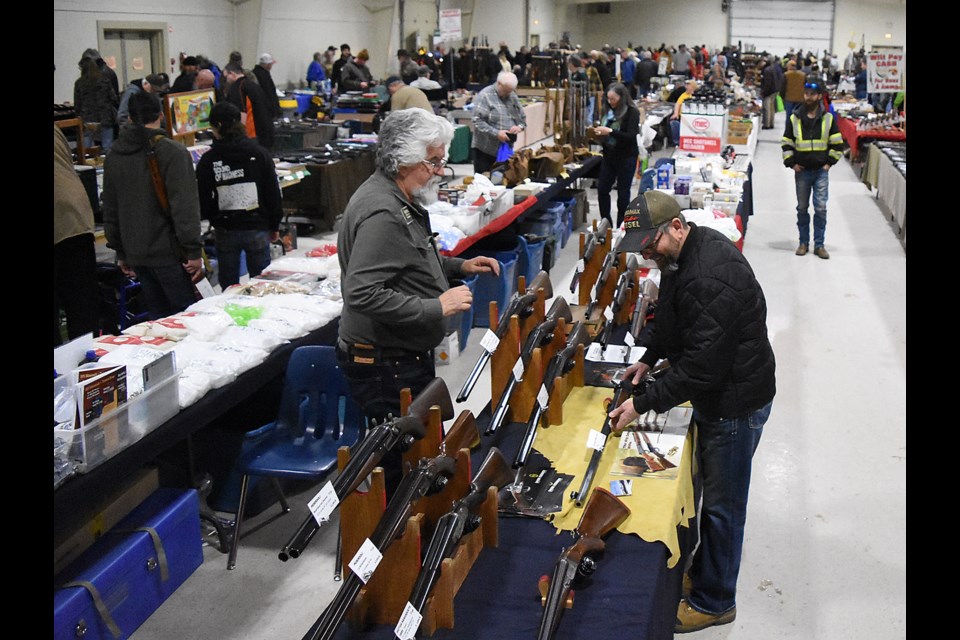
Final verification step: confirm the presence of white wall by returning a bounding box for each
[834,0,906,54]
[54,0,235,104]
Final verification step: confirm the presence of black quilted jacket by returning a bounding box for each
[634,224,776,420]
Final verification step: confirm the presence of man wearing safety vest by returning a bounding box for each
[781,74,843,259]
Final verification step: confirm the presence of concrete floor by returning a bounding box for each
[130,114,907,639]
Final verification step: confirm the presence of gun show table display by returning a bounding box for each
[836,113,905,162]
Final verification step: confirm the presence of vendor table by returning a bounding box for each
[441,156,601,257]
[325,391,696,640]
[53,320,340,543]
[836,115,906,161]
[279,151,377,230]
[875,148,907,245]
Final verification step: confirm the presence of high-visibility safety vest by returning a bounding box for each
[782,111,843,163]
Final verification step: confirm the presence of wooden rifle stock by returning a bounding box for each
[440,410,480,456]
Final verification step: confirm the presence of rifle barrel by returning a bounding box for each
[537,556,579,640]
[457,349,492,402]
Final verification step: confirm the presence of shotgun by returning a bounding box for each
[596,254,641,349]
[569,218,611,293]
[570,378,634,506]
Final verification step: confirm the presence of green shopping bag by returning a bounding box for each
[776,95,785,113]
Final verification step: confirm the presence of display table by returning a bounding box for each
[280,151,377,230]
[876,149,907,244]
[836,115,906,161]
[53,320,340,543]
[441,156,601,257]
[324,402,695,640]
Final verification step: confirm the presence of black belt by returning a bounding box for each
[337,339,428,364]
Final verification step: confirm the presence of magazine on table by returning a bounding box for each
[74,364,128,429]
[610,405,692,480]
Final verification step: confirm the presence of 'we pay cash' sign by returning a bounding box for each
[867,52,904,93]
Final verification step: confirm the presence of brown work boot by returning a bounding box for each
[795,243,808,256]
[675,598,737,634]
[682,572,693,598]
[814,246,830,259]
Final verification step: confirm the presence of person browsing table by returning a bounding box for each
[471,71,527,175]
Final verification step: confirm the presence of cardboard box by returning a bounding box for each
[727,120,753,145]
[434,331,460,366]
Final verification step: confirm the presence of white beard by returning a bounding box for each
[414,175,443,205]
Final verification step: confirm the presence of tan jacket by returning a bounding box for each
[53,127,95,245]
[390,85,432,112]
[781,70,807,103]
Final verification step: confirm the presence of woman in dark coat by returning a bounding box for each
[592,82,640,226]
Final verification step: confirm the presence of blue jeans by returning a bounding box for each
[688,400,772,615]
[84,125,114,152]
[794,167,829,247]
[598,154,637,226]
[215,229,273,288]
[670,119,681,146]
[133,263,198,320]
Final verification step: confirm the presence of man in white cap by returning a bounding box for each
[253,53,282,117]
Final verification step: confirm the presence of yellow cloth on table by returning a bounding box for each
[533,385,696,568]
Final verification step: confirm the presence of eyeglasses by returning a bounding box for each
[421,157,448,171]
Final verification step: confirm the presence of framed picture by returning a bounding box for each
[165,89,216,137]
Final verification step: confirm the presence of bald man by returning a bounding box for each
[196,69,215,90]
[470,71,527,174]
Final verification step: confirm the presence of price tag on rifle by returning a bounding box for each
[512,357,525,381]
[624,331,636,347]
[307,481,339,525]
[537,384,550,410]
[348,538,383,584]
[560,170,570,179]
[603,305,614,321]
[394,602,423,640]
[604,345,629,362]
[480,329,500,354]
[576,259,585,273]
[629,346,647,363]
[587,428,607,451]
[586,343,604,362]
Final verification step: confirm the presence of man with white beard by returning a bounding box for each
[335,108,500,495]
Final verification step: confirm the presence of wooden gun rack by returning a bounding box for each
[576,223,612,307]
[338,396,498,634]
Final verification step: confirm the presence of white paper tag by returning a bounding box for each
[512,357,524,381]
[537,384,549,410]
[348,538,383,584]
[480,329,500,354]
[394,602,423,640]
[194,277,216,299]
[587,429,607,451]
[307,481,339,525]
[603,305,614,321]
[576,259,585,273]
[624,331,636,347]
[604,345,629,362]
[586,343,604,362]
[629,346,647,363]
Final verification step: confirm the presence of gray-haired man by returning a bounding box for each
[471,71,526,174]
[337,107,500,494]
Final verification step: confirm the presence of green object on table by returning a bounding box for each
[776,95,785,112]
[449,124,472,164]
[224,304,264,326]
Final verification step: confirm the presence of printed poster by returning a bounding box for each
[867,52,904,93]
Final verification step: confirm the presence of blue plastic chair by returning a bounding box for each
[226,345,364,569]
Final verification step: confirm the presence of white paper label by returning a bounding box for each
[348,538,383,584]
[307,481,339,525]
[576,259,585,273]
[604,345,629,362]
[394,602,423,640]
[629,346,647,363]
[624,332,636,347]
[587,429,607,451]
[194,277,216,299]
[537,384,550,410]
[603,305,614,321]
[586,343,604,362]
[480,329,500,354]
[512,357,524,381]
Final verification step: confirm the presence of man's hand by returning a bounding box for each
[439,285,473,317]
[118,260,136,278]
[508,125,523,134]
[594,126,612,135]
[182,257,204,283]
[461,256,501,277]
[794,165,803,172]
[623,360,651,386]
[823,164,831,171]
[609,398,640,434]
[497,130,510,142]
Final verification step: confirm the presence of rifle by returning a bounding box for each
[584,232,622,319]
[404,448,514,626]
[570,378,634,506]
[537,487,631,640]
[569,218,611,293]
[279,378,454,562]
[487,297,573,435]
[596,254,641,350]
[301,454,458,640]
[514,321,591,469]
[629,279,659,342]
[456,270,553,403]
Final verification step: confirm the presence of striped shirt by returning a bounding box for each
[471,84,527,156]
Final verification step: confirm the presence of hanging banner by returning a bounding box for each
[867,51,904,93]
[439,9,462,42]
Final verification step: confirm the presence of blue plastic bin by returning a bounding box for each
[516,235,547,284]
[458,274,478,352]
[468,250,518,328]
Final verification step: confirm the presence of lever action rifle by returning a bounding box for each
[279,378,454,562]
[537,487,631,640]
[487,297,573,435]
[301,454,458,640]
[570,377,634,506]
[457,270,553,402]
[514,321,590,469]
[403,448,514,628]
[596,254,641,350]
[569,218,611,293]
[629,278,659,343]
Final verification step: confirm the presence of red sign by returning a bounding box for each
[680,137,721,153]
[692,118,711,132]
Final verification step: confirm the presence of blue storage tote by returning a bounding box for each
[468,250,518,328]
[54,488,204,640]
[516,235,547,284]
[458,274,478,352]
[517,201,563,237]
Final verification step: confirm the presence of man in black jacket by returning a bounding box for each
[634,49,659,97]
[252,53,283,117]
[196,101,283,288]
[610,190,776,634]
[223,63,275,151]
